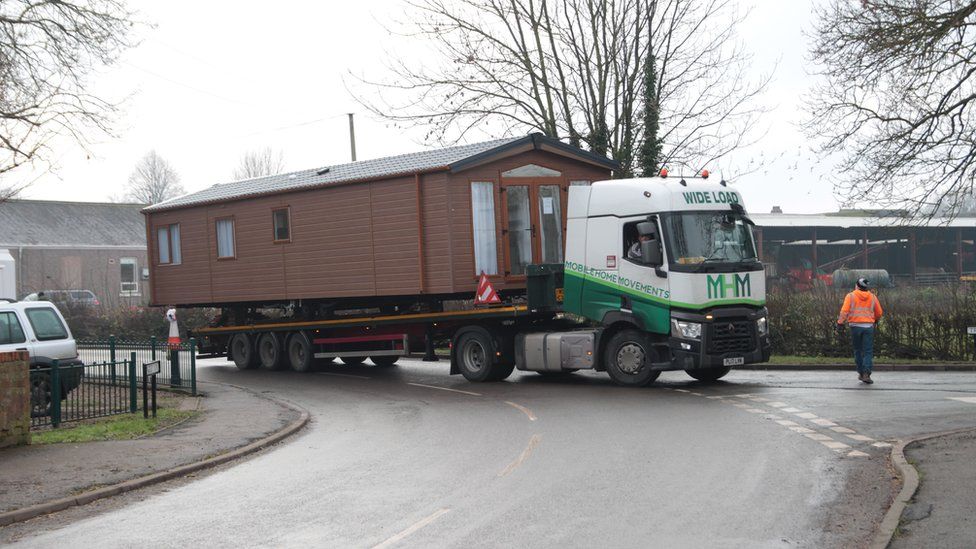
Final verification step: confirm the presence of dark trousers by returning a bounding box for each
[850,325,875,375]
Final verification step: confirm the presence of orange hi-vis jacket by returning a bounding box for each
[837,289,883,325]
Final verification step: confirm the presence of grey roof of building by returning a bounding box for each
[0,200,147,248]
[144,133,619,213]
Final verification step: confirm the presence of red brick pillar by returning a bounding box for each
[0,351,30,448]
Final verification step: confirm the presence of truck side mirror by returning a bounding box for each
[636,221,664,267]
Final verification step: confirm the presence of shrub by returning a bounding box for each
[766,284,976,361]
[59,304,218,340]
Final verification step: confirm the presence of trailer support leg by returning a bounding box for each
[423,324,439,362]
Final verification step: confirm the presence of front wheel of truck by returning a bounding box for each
[686,367,731,382]
[604,330,661,387]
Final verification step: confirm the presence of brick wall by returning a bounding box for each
[0,351,30,448]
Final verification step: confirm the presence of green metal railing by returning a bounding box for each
[77,336,197,395]
[30,357,137,429]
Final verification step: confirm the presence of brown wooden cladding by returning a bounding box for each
[146,149,611,306]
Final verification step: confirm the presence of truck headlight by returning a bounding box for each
[671,319,702,340]
[756,317,768,336]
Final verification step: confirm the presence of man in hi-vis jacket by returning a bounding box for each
[837,278,884,384]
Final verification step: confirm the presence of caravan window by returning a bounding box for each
[470,182,499,275]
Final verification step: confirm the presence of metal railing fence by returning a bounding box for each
[30,357,137,429]
[76,336,196,395]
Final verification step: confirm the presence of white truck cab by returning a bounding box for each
[515,174,770,386]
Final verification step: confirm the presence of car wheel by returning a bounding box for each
[30,373,52,418]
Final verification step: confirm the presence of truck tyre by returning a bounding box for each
[370,356,399,367]
[231,334,259,370]
[257,333,285,370]
[287,332,314,373]
[686,367,731,382]
[340,356,366,366]
[454,328,504,382]
[604,330,661,387]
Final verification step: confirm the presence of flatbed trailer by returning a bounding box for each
[191,300,580,381]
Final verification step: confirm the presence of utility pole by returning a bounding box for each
[347,113,357,162]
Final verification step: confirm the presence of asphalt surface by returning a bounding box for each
[5,359,976,548]
[891,429,976,549]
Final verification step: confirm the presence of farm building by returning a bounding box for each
[752,210,976,287]
[143,134,616,308]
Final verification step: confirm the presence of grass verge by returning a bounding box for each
[31,408,199,445]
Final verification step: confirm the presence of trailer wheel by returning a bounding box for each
[257,333,285,370]
[230,334,259,370]
[603,330,661,387]
[286,332,314,373]
[370,356,399,367]
[454,329,506,382]
[686,367,731,382]
[340,356,366,366]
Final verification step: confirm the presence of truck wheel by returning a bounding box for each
[370,356,399,367]
[287,332,314,373]
[603,330,661,387]
[341,356,366,366]
[454,329,504,382]
[30,373,52,418]
[686,367,731,382]
[257,333,285,370]
[231,334,258,370]
[489,360,516,381]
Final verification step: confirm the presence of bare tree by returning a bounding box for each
[354,0,769,176]
[807,1,976,220]
[233,147,286,180]
[0,0,136,199]
[125,151,184,205]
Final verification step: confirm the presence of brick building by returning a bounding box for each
[0,200,149,306]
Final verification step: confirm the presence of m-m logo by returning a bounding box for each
[707,274,751,299]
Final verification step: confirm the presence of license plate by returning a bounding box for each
[723,357,744,367]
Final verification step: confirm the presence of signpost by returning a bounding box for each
[143,360,160,419]
[969,327,976,362]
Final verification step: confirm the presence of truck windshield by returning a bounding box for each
[661,211,758,267]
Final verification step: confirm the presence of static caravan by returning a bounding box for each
[143,134,616,312]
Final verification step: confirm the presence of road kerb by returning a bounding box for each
[0,387,310,528]
[871,426,976,549]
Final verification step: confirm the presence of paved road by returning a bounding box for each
[7,359,976,548]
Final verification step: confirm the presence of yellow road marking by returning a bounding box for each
[373,508,451,549]
[504,401,537,421]
[499,434,542,477]
[407,383,482,397]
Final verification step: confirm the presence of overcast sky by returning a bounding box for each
[18,0,836,215]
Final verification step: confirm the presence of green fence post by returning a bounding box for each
[151,335,157,361]
[129,352,138,413]
[109,334,117,384]
[190,338,197,396]
[51,360,61,428]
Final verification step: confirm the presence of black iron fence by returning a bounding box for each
[30,358,136,429]
[77,336,197,395]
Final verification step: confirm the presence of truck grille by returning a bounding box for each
[707,320,755,354]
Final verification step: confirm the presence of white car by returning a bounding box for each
[0,299,84,415]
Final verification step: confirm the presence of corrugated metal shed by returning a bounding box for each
[144,133,619,213]
[751,213,976,228]
[0,200,147,248]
